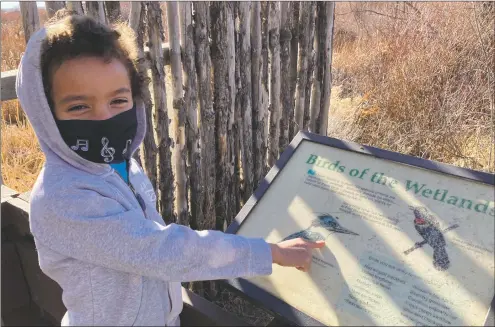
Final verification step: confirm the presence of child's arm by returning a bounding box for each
[31,187,273,282]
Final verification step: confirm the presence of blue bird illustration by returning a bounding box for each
[283,213,358,242]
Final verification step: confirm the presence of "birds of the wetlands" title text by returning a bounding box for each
[306,154,494,217]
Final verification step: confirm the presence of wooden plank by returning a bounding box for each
[167,1,188,226]
[85,1,107,24]
[267,2,281,167]
[251,1,263,189]
[45,1,65,18]
[317,2,336,136]
[294,2,315,133]
[238,2,254,203]
[19,1,40,44]
[289,1,300,140]
[211,2,236,230]
[180,1,202,230]
[66,1,84,15]
[303,4,316,131]
[309,2,324,133]
[260,2,270,178]
[129,2,158,194]
[147,2,175,224]
[104,1,121,23]
[279,2,293,153]
[193,1,216,231]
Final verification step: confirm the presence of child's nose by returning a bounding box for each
[93,106,114,120]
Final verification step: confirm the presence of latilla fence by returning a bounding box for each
[5,1,336,232]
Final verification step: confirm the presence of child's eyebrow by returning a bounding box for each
[60,95,88,104]
[110,87,132,96]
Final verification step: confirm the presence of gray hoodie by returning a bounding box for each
[16,27,273,326]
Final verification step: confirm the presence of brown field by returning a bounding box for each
[1,2,494,193]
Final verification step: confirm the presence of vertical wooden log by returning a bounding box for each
[181,1,202,230]
[289,2,300,140]
[317,2,336,136]
[86,1,107,24]
[260,2,270,176]
[238,2,253,202]
[190,1,214,297]
[193,2,215,231]
[45,1,65,18]
[309,3,323,133]
[129,2,158,194]
[19,2,40,44]
[303,3,316,131]
[268,2,281,166]
[294,2,314,133]
[67,1,84,15]
[232,3,241,219]
[251,2,263,189]
[128,1,140,29]
[210,2,235,230]
[105,1,121,23]
[147,2,175,224]
[167,2,188,227]
[279,2,292,153]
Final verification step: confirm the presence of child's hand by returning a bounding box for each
[269,238,326,272]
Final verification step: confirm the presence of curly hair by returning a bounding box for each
[40,9,145,110]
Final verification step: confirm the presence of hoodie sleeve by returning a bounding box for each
[30,186,273,282]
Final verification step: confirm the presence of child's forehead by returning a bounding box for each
[52,57,131,97]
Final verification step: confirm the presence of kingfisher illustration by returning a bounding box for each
[283,213,358,242]
[409,206,451,271]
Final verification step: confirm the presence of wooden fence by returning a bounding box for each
[1,1,336,232]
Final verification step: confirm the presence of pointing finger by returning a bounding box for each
[308,240,326,248]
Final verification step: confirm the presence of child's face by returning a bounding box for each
[51,56,133,121]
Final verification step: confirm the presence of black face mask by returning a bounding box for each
[56,106,137,164]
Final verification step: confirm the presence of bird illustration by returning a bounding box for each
[411,206,450,271]
[283,213,358,242]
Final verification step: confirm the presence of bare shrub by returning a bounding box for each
[330,2,494,172]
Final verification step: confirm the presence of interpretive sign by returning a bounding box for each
[225,132,494,326]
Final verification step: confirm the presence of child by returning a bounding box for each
[15,12,325,326]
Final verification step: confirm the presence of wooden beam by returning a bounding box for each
[1,45,172,102]
[66,1,84,15]
[19,1,40,44]
[45,1,65,18]
[167,1,188,227]
[147,2,175,224]
[1,70,18,102]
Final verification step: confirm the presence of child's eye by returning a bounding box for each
[111,98,129,105]
[68,105,89,112]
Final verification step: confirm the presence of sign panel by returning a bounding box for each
[226,132,494,327]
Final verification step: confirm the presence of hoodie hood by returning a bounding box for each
[15,27,147,175]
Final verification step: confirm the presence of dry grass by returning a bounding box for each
[1,108,44,192]
[329,2,494,172]
[1,9,48,192]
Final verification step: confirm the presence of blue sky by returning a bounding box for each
[1,2,46,10]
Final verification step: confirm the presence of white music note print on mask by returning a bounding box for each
[101,137,116,163]
[71,139,89,151]
[122,139,132,155]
